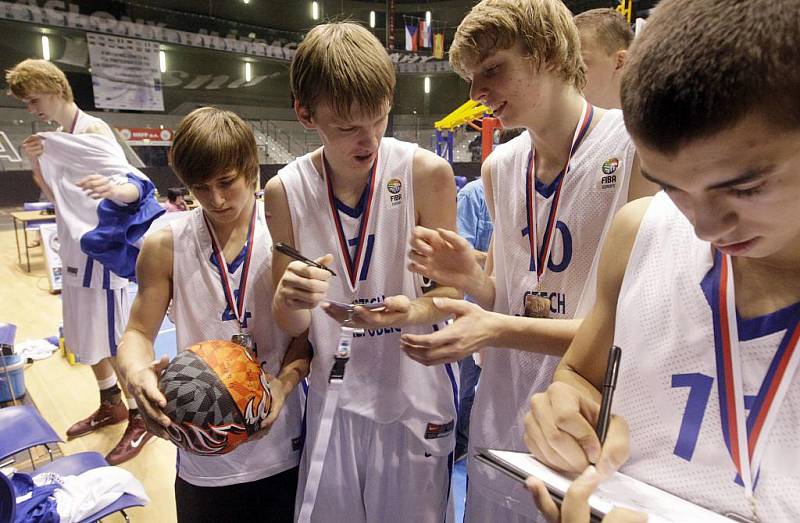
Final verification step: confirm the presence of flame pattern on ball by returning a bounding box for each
[160,339,272,455]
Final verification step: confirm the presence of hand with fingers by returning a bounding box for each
[250,374,287,440]
[408,226,483,292]
[275,254,333,311]
[527,465,647,523]
[75,174,120,200]
[21,134,44,160]
[126,355,172,439]
[323,294,411,329]
[400,297,494,365]
[524,381,630,476]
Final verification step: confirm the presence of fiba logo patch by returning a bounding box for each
[387,178,403,206]
[600,158,619,189]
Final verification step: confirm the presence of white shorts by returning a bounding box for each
[62,285,130,365]
[296,408,454,522]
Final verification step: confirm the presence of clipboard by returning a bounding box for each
[475,449,738,523]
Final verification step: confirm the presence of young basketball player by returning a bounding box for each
[524,0,800,521]
[267,21,460,522]
[573,8,632,110]
[6,59,164,465]
[401,0,656,520]
[116,108,307,522]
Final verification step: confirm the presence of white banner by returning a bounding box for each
[87,33,164,111]
[39,223,62,293]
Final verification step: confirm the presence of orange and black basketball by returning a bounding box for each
[159,339,272,455]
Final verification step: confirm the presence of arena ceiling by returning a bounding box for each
[75,0,660,42]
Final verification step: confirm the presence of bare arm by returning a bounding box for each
[626,153,659,202]
[265,175,332,336]
[117,227,174,437]
[407,159,496,309]
[523,197,651,475]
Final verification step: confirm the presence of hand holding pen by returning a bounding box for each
[273,243,335,312]
[524,346,630,477]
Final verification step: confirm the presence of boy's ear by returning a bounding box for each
[614,49,627,72]
[294,99,315,130]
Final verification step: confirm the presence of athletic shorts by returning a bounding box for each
[62,285,129,365]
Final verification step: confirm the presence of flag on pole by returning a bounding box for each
[419,20,432,48]
[433,32,445,59]
[405,19,419,52]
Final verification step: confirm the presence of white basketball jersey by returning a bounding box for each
[468,110,634,514]
[279,137,458,455]
[171,201,304,487]
[613,192,800,521]
[38,111,162,289]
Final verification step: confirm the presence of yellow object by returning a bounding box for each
[434,100,492,131]
[616,0,633,23]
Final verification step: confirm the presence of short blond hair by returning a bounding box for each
[6,59,74,102]
[574,8,633,55]
[290,22,395,119]
[450,0,586,90]
[170,107,259,189]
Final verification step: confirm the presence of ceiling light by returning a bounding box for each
[312,1,319,20]
[41,35,50,61]
[159,50,166,73]
[369,10,376,28]
[424,76,431,94]
[245,62,252,82]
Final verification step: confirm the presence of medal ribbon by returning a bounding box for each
[323,151,379,290]
[526,101,593,281]
[203,200,258,331]
[711,249,800,498]
[68,109,80,134]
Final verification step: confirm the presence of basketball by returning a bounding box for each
[159,339,272,455]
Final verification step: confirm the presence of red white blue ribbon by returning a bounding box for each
[526,101,593,281]
[323,151,379,291]
[711,249,800,498]
[203,200,258,331]
[68,110,81,134]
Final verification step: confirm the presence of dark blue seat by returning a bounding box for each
[0,405,61,469]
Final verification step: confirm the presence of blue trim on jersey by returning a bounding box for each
[444,450,454,522]
[534,171,565,198]
[334,183,369,218]
[106,289,117,356]
[82,257,94,287]
[102,267,110,290]
[80,173,165,280]
[208,241,249,274]
[701,263,800,341]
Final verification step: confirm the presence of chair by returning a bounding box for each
[36,451,144,522]
[0,405,61,469]
[1,453,143,523]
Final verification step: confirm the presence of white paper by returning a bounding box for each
[87,33,164,111]
[487,450,734,523]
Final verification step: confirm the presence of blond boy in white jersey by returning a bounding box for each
[6,59,163,465]
[573,8,632,110]
[118,108,309,522]
[524,0,800,521]
[267,22,461,523]
[402,1,656,520]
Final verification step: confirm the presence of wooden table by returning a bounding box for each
[10,210,56,272]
